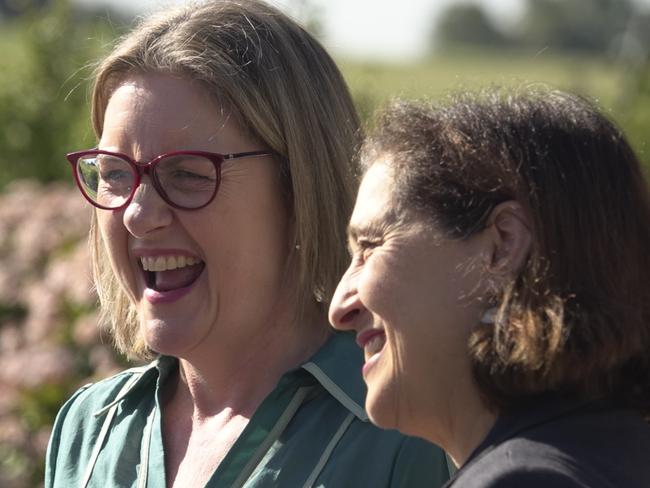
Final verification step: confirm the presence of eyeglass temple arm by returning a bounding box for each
[223,150,271,161]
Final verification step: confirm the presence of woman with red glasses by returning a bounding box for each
[45,1,449,487]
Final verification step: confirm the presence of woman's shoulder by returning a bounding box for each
[451,408,650,488]
[48,360,159,449]
[58,363,155,418]
[449,436,591,487]
[45,361,158,486]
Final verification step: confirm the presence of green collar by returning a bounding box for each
[94,332,367,421]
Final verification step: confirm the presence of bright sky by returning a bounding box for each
[74,0,648,61]
[292,0,525,61]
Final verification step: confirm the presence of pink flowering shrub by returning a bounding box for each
[0,181,124,488]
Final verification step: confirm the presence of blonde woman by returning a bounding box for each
[45,1,449,486]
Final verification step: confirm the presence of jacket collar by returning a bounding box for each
[95,332,368,421]
[301,332,368,421]
[465,393,611,466]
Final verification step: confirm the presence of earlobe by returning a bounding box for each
[484,201,532,275]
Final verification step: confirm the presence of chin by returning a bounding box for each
[141,317,202,357]
[366,375,425,438]
[365,388,400,431]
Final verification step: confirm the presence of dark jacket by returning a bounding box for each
[444,394,650,487]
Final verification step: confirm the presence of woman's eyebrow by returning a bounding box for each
[348,206,405,243]
[346,223,360,242]
[347,222,367,242]
[347,220,386,244]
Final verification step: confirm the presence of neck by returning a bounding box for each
[442,399,497,468]
[419,374,497,468]
[169,305,330,418]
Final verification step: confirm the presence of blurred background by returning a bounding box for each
[0,0,649,486]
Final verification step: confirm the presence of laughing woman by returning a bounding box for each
[329,89,650,487]
[44,1,449,487]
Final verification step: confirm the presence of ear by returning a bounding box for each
[483,201,532,276]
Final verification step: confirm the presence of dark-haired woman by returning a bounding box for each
[330,88,650,487]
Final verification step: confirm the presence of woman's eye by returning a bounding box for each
[100,169,130,183]
[174,169,212,181]
[357,239,381,262]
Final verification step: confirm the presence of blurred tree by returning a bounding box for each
[0,0,49,18]
[0,0,127,189]
[434,0,646,56]
[614,10,650,172]
[627,65,650,169]
[434,2,511,50]
[519,0,636,54]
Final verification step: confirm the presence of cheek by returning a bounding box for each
[97,211,124,258]
[97,210,119,244]
[185,206,290,302]
[96,211,137,298]
[357,259,393,314]
[360,258,435,380]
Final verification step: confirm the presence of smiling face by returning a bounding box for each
[97,73,294,357]
[329,160,488,436]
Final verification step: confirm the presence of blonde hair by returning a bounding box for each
[89,0,360,359]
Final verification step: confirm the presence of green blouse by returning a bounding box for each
[45,332,450,487]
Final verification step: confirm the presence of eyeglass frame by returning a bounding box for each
[66,148,272,211]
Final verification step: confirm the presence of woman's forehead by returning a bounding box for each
[350,163,398,234]
[100,74,247,157]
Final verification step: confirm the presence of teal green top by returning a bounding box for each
[45,332,451,487]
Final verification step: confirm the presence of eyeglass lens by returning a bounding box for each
[75,153,218,209]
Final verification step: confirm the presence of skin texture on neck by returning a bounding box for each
[421,375,497,468]
[171,307,330,418]
[161,302,330,488]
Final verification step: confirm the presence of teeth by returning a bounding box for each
[140,255,200,272]
[365,334,385,356]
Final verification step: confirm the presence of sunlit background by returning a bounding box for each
[1,0,649,486]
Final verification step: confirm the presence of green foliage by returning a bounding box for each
[0,444,32,488]
[618,63,650,171]
[341,51,649,171]
[0,302,27,324]
[0,0,119,188]
[519,0,636,53]
[342,51,625,103]
[16,382,71,486]
[434,0,650,55]
[18,383,69,431]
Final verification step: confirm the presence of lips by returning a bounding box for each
[357,329,386,362]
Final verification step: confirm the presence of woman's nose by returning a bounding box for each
[329,268,365,331]
[123,178,173,238]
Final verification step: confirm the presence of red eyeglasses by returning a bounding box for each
[67,149,271,210]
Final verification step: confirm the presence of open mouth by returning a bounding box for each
[140,255,205,292]
[365,332,386,357]
[364,332,386,362]
[357,329,387,362]
[357,329,386,378]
